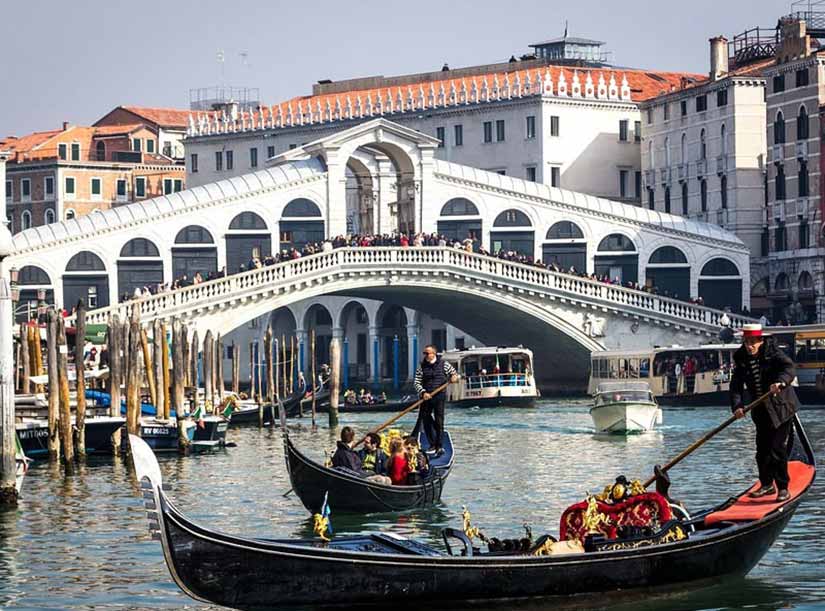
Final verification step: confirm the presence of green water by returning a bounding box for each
[1,400,823,610]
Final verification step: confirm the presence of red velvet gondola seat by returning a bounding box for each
[560,492,672,541]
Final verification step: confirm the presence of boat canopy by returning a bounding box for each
[596,381,652,393]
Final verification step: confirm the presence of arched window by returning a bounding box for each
[175,225,214,244]
[229,211,268,230]
[680,133,687,163]
[648,246,688,264]
[440,198,479,216]
[545,221,584,240]
[493,209,532,227]
[798,105,810,140]
[282,198,322,217]
[774,111,786,144]
[700,258,739,276]
[120,238,160,257]
[44,209,56,225]
[95,140,106,161]
[65,209,76,220]
[774,273,789,291]
[21,211,31,230]
[597,234,636,252]
[752,277,770,296]
[720,124,727,156]
[66,251,106,272]
[19,265,51,285]
[700,129,707,160]
[798,271,814,290]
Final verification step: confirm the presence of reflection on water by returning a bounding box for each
[0,402,823,610]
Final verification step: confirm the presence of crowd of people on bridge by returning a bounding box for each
[115,230,747,314]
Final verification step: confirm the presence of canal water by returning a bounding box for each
[0,400,823,611]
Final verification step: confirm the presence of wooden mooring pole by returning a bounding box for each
[56,315,74,470]
[310,329,317,429]
[107,314,121,455]
[161,322,171,420]
[126,308,141,437]
[31,323,43,394]
[265,325,275,427]
[151,320,163,418]
[172,320,189,451]
[19,324,30,395]
[215,332,224,409]
[203,330,214,411]
[231,342,240,395]
[46,310,60,459]
[329,337,341,428]
[74,300,87,458]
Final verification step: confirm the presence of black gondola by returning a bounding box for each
[129,415,815,610]
[230,391,304,425]
[285,428,454,513]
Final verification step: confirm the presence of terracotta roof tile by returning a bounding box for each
[120,106,199,128]
[92,123,145,136]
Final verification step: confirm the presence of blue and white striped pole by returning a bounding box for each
[392,335,399,390]
[342,337,349,391]
[373,335,379,386]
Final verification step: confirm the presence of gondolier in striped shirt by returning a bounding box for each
[730,323,799,502]
[413,345,458,456]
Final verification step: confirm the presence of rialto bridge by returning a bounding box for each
[8,119,752,389]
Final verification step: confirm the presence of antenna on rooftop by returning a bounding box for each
[216,48,226,85]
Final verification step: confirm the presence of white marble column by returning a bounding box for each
[368,324,380,383]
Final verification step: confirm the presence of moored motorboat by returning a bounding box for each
[285,429,454,514]
[590,381,661,434]
[128,414,815,609]
[191,414,230,449]
[16,416,125,457]
[139,418,194,452]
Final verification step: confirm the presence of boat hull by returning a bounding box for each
[158,491,798,609]
[590,402,659,433]
[140,420,194,452]
[286,433,453,514]
[16,417,125,457]
[449,394,536,408]
[192,416,229,448]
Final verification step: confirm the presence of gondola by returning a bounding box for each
[305,394,416,414]
[229,391,303,425]
[286,429,454,514]
[129,414,815,610]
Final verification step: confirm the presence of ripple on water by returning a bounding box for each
[0,401,823,610]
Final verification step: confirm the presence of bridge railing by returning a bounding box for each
[78,247,751,330]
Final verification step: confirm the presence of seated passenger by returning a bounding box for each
[386,438,409,485]
[404,436,430,485]
[358,433,391,485]
[331,426,363,472]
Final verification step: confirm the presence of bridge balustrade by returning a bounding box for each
[75,247,751,332]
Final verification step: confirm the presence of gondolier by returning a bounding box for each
[730,323,799,502]
[413,345,458,456]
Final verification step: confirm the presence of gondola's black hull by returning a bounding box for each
[285,435,450,513]
[157,492,799,610]
[17,418,125,457]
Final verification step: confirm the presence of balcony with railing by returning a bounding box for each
[696,159,707,177]
[644,169,655,188]
[768,144,784,164]
[728,26,778,67]
[677,163,688,182]
[796,140,809,160]
[659,167,672,185]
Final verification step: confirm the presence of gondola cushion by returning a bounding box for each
[560,492,672,542]
[704,460,815,526]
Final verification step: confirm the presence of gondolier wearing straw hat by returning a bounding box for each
[730,323,799,502]
[413,345,458,457]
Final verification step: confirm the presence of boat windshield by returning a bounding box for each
[458,352,532,389]
[595,390,654,405]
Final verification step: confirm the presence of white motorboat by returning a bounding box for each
[590,382,661,434]
[443,346,539,408]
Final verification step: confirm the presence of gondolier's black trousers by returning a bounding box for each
[413,396,445,450]
[753,408,792,490]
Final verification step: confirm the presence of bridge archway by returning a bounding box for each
[595,233,638,284]
[302,303,333,374]
[338,300,371,383]
[226,211,271,273]
[280,198,324,252]
[437,198,482,246]
[376,303,409,382]
[542,221,586,271]
[172,225,217,281]
[64,251,109,310]
[645,246,689,299]
[491,209,534,256]
[16,265,53,322]
[699,257,742,311]
[118,238,163,299]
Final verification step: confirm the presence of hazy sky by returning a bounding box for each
[0,0,784,137]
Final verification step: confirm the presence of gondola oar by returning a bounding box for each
[353,381,451,449]
[643,388,775,492]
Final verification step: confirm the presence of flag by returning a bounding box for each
[313,491,333,541]
[321,491,333,536]
[192,405,205,429]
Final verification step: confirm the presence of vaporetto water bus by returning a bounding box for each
[443,346,538,408]
[588,344,740,406]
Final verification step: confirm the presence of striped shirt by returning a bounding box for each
[414,359,457,395]
[743,353,764,395]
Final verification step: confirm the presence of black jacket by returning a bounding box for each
[730,337,799,428]
[331,441,362,472]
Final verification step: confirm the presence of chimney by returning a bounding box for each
[62,121,70,131]
[709,36,729,81]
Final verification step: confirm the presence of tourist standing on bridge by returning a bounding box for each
[730,324,799,502]
[413,345,458,457]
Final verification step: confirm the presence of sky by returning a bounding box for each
[0,0,786,137]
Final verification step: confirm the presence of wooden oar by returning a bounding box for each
[643,388,775,489]
[353,381,450,449]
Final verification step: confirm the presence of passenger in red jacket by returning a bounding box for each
[386,438,408,485]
